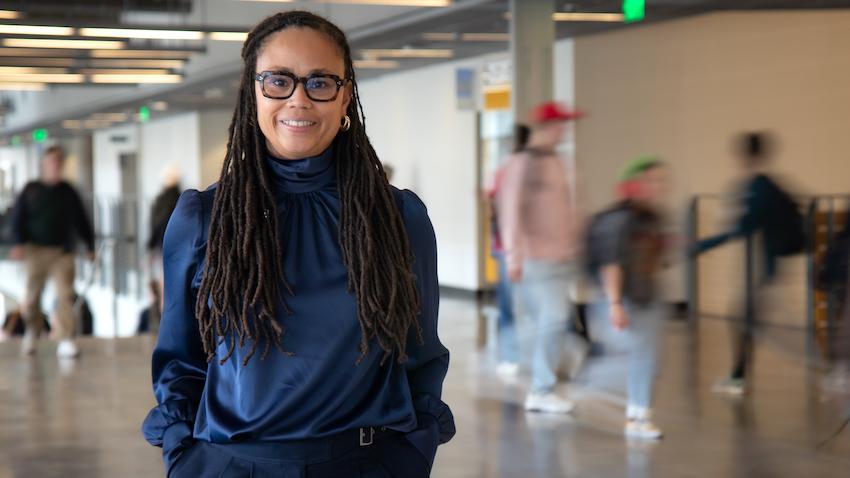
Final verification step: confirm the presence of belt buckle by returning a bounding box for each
[359,427,375,447]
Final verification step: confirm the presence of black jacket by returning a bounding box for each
[10,180,95,253]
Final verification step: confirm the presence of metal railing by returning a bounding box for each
[686,193,850,359]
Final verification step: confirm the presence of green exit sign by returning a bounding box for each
[623,0,645,23]
[139,105,151,122]
[32,128,48,143]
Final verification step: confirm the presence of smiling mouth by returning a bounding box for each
[281,119,317,127]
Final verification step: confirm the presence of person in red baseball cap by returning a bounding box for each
[496,100,586,414]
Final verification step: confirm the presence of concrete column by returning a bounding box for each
[510,0,555,124]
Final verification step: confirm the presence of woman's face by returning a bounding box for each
[255,27,351,160]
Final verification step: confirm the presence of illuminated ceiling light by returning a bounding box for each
[0,25,74,36]
[552,12,624,22]
[79,68,172,75]
[90,74,183,84]
[240,0,450,6]
[88,112,129,121]
[504,12,625,22]
[208,31,248,41]
[88,59,185,68]
[0,66,67,74]
[151,101,169,111]
[91,50,193,59]
[0,83,47,91]
[354,60,400,69]
[3,38,125,50]
[82,120,116,129]
[0,48,79,57]
[0,73,84,83]
[0,58,75,67]
[62,120,83,129]
[421,32,457,41]
[461,33,509,42]
[0,10,22,20]
[79,27,204,40]
[360,48,453,59]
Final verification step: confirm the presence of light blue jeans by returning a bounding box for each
[493,251,519,364]
[590,300,665,409]
[518,260,577,394]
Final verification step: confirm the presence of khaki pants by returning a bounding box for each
[23,245,76,340]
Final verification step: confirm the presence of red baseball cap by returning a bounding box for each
[530,101,584,124]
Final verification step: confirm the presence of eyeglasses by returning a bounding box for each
[255,71,349,102]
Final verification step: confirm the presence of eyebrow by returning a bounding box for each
[260,66,341,76]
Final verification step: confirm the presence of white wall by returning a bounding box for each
[358,58,480,290]
[198,109,232,189]
[93,124,138,199]
[139,112,202,199]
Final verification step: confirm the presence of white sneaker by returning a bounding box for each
[625,419,663,440]
[21,331,37,356]
[496,362,520,380]
[524,392,575,414]
[56,339,80,359]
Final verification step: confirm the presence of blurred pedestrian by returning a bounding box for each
[497,102,584,413]
[586,156,669,439]
[694,132,805,395]
[9,145,95,358]
[487,123,530,380]
[143,165,181,334]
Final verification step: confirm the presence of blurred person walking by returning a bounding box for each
[142,11,453,478]
[487,123,530,380]
[9,145,95,358]
[693,132,805,395]
[586,157,670,439]
[141,165,182,334]
[497,102,584,413]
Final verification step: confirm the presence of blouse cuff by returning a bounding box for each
[413,394,456,444]
[142,399,197,447]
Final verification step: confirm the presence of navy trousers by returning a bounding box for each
[167,429,430,478]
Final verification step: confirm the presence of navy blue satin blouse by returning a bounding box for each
[142,142,455,470]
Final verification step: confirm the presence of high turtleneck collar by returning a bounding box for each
[266,142,336,193]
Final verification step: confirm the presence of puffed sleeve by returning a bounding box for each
[141,189,208,472]
[397,189,456,469]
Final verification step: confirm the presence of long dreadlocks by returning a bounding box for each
[196,11,422,366]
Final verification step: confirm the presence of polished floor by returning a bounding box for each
[1,296,848,477]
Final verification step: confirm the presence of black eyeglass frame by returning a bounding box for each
[254,71,350,102]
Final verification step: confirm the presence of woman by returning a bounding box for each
[142,11,454,477]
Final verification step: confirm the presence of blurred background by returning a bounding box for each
[0,1,849,477]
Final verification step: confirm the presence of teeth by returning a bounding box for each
[282,120,315,127]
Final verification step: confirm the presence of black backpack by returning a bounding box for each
[584,202,634,281]
[764,178,806,256]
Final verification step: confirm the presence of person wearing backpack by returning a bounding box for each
[693,132,804,395]
[497,102,584,413]
[486,124,530,380]
[586,156,669,439]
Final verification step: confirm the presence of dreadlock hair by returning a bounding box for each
[196,10,422,367]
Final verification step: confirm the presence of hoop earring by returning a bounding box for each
[341,115,351,132]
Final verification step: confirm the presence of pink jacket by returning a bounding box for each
[496,150,581,271]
